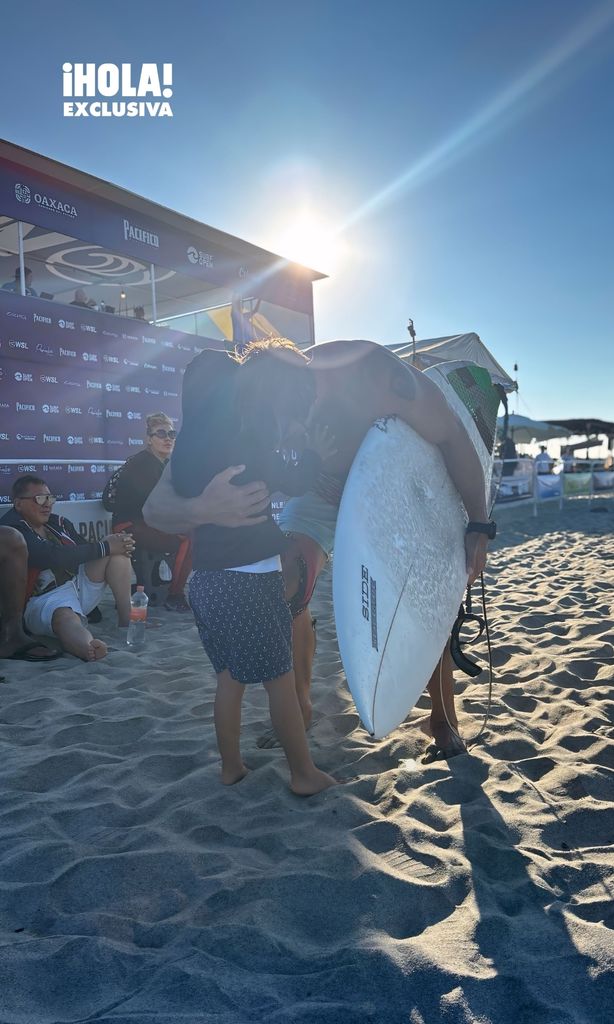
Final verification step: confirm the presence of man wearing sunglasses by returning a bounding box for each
[2,475,134,661]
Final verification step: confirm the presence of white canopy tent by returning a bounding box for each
[388,333,516,393]
[496,414,569,444]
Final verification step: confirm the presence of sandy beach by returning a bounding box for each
[1,496,613,1023]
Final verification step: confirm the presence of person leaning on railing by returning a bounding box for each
[110,412,192,611]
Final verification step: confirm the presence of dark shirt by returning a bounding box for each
[172,351,321,570]
[1,508,107,578]
[112,448,166,526]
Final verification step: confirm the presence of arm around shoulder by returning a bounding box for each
[142,462,194,533]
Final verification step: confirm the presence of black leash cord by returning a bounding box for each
[466,572,494,749]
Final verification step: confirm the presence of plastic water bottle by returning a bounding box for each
[127,586,148,649]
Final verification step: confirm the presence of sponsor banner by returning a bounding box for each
[535,474,563,500]
[0,292,223,491]
[0,462,121,504]
[593,470,614,492]
[53,498,112,542]
[0,154,315,310]
[562,472,592,497]
[0,290,205,369]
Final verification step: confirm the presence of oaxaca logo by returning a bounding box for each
[15,183,77,219]
[63,63,173,118]
[15,183,31,204]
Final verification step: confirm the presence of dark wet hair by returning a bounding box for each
[235,338,315,428]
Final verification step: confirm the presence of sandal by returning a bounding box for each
[3,642,63,663]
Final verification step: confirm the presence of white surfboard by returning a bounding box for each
[332,360,498,738]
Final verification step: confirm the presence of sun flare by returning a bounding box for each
[275,213,344,275]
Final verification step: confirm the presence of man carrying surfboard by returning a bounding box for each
[145,339,494,763]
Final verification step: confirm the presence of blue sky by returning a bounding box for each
[1,0,612,423]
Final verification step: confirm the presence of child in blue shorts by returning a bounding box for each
[172,339,337,795]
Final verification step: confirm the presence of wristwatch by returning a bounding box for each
[466,520,497,539]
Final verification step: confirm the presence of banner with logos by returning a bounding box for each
[0,153,315,313]
[0,290,222,503]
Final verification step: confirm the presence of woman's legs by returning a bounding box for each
[214,670,248,784]
[51,606,107,661]
[264,671,336,795]
[122,521,192,599]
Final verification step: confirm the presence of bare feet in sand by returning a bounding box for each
[290,767,338,796]
[420,716,466,764]
[85,639,108,661]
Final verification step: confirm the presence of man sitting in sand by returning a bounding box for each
[1,475,135,661]
[144,341,493,763]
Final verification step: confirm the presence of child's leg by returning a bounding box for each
[214,670,248,785]
[264,671,337,796]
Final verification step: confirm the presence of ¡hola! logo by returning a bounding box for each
[63,63,173,118]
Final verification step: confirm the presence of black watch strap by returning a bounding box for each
[466,520,497,539]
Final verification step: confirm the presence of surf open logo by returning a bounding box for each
[63,63,173,118]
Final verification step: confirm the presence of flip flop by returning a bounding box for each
[4,642,63,663]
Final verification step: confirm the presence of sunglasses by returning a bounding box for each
[21,494,56,506]
[149,428,177,440]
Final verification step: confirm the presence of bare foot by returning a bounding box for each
[86,639,108,662]
[0,629,29,658]
[221,764,249,786]
[290,768,338,797]
[421,720,466,764]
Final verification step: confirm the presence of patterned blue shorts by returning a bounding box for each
[189,569,293,685]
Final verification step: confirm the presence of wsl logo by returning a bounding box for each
[63,63,173,118]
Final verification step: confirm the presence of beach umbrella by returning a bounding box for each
[496,414,569,444]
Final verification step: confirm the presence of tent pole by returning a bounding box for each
[407,318,416,365]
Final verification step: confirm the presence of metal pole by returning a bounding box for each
[407,318,416,364]
[150,263,157,324]
[17,221,25,296]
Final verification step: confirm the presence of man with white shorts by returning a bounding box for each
[2,475,134,661]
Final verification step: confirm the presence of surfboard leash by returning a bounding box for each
[466,574,494,748]
[440,574,494,751]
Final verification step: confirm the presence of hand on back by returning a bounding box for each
[200,466,270,527]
